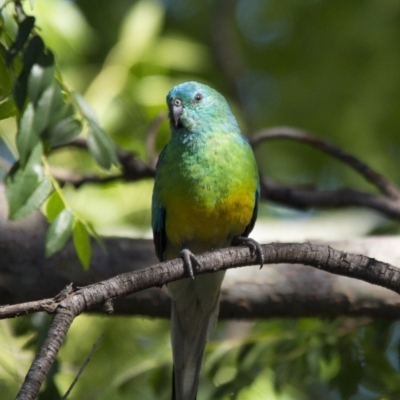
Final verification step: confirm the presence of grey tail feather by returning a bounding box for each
[170,301,209,400]
[170,296,220,400]
[171,369,196,400]
[169,271,225,399]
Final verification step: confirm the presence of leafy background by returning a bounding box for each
[1,0,400,399]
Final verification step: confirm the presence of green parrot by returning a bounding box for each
[152,81,262,399]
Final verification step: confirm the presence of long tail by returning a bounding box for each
[168,271,225,400]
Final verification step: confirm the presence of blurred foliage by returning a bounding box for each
[1,0,400,399]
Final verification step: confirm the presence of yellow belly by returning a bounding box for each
[165,190,255,249]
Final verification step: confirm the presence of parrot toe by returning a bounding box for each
[232,236,264,269]
[180,248,201,280]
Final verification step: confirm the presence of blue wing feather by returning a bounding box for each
[152,146,168,261]
[241,186,259,238]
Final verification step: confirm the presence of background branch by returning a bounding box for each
[2,182,400,321]
[50,126,400,222]
[261,177,400,220]
[14,240,400,399]
[251,126,400,200]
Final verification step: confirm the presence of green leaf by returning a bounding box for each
[72,92,99,123]
[0,46,12,99]
[14,36,46,110]
[87,120,119,169]
[73,220,91,269]
[0,99,16,121]
[45,208,74,257]
[49,102,74,127]
[33,82,64,136]
[48,116,82,147]
[7,16,35,64]
[45,190,65,223]
[28,63,55,104]
[71,92,118,168]
[16,102,39,167]
[12,175,54,220]
[22,36,45,72]
[86,222,106,252]
[5,143,48,220]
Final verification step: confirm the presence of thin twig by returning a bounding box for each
[52,138,155,187]
[60,334,104,400]
[0,299,52,319]
[251,126,400,200]
[57,173,124,188]
[0,284,74,319]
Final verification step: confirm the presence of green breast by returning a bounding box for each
[156,131,259,246]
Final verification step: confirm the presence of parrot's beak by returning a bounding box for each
[171,100,183,127]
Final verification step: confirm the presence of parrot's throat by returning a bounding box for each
[175,119,184,129]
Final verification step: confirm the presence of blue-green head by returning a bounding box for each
[166,81,240,136]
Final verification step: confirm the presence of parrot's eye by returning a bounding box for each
[194,93,202,102]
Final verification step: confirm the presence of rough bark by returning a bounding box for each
[2,191,400,320]
[13,240,400,399]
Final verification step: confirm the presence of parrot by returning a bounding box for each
[151,81,262,400]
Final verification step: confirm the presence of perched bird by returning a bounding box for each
[152,81,262,400]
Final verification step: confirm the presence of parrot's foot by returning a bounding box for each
[232,236,264,269]
[180,249,200,280]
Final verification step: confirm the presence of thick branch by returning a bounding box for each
[15,242,400,398]
[2,197,400,320]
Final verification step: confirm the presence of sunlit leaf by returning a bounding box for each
[86,120,118,169]
[27,63,55,104]
[72,92,99,123]
[0,99,16,121]
[86,222,106,252]
[45,190,65,223]
[73,220,91,269]
[45,208,74,257]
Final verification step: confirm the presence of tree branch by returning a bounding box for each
[14,242,400,399]
[261,177,400,220]
[50,127,400,222]
[251,126,400,200]
[2,192,400,321]
[53,138,155,188]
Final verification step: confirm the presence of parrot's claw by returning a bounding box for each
[180,249,200,280]
[232,236,264,269]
